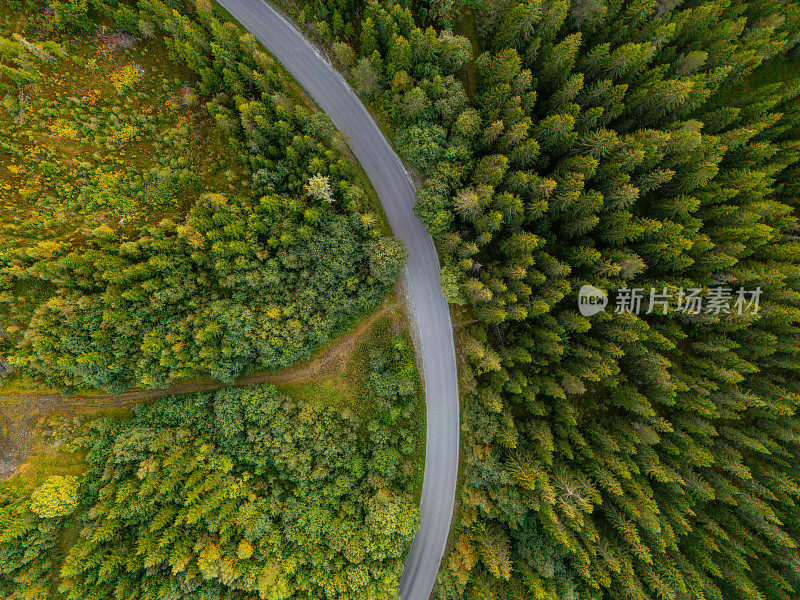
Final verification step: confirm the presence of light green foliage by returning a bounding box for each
[305,172,334,202]
[0,479,67,598]
[59,375,419,600]
[30,475,79,519]
[440,264,467,305]
[0,2,404,393]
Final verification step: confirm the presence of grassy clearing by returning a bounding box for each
[0,11,243,235]
[276,378,353,410]
[0,7,248,357]
[10,448,88,490]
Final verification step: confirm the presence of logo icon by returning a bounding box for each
[578,285,608,316]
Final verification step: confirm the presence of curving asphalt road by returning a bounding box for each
[215,1,460,598]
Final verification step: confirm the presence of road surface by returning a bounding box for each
[215,1,460,599]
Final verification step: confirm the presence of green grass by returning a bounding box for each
[8,448,88,491]
[0,377,58,401]
[277,378,353,410]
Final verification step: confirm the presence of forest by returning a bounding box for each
[0,0,406,393]
[4,0,800,600]
[0,328,422,599]
[285,0,800,599]
[0,3,418,597]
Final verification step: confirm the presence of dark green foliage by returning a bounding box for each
[51,0,92,32]
[301,0,800,599]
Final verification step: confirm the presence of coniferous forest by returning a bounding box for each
[3,1,800,600]
[290,0,800,599]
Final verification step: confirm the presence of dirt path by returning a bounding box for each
[0,297,400,478]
